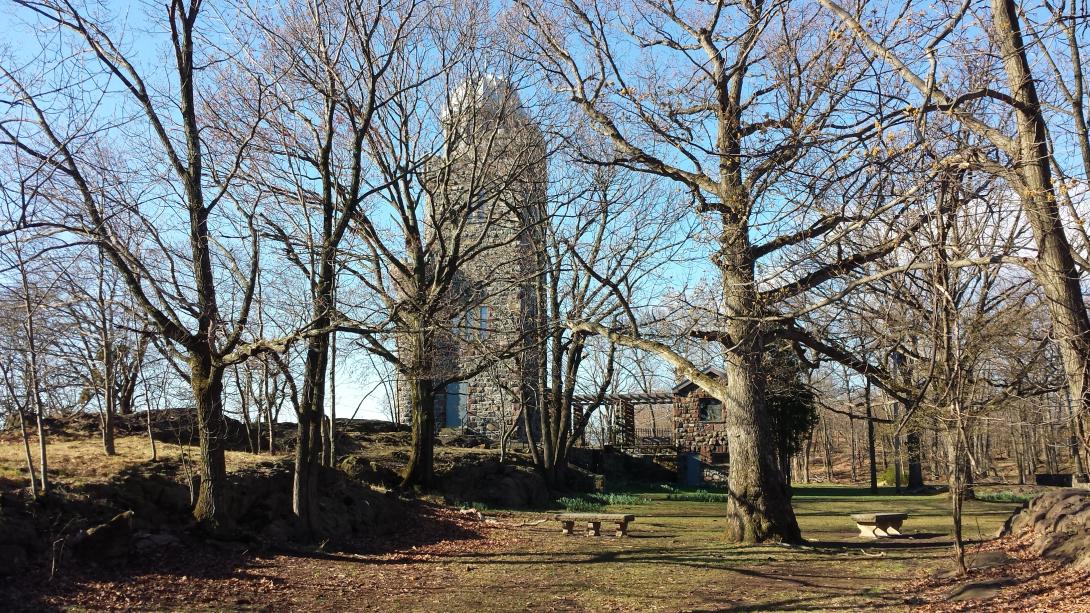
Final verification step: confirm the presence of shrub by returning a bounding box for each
[589,493,650,506]
[975,491,1037,503]
[557,496,605,512]
[877,466,907,487]
[555,491,652,511]
[665,490,729,503]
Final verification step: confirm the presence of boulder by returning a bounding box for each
[338,455,401,488]
[132,531,181,554]
[337,419,408,435]
[0,513,39,550]
[946,577,1016,602]
[966,550,1012,570]
[440,432,492,449]
[72,510,135,561]
[90,464,193,524]
[934,550,1014,579]
[223,460,401,540]
[260,519,295,542]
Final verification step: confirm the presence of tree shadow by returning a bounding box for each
[0,499,486,612]
[793,486,903,497]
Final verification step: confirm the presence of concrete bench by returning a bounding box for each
[554,513,635,537]
[851,512,908,538]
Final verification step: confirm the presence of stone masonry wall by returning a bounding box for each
[674,390,730,484]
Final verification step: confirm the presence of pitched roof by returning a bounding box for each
[672,367,727,396]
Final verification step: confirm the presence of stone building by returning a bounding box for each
[590,368,732,485]
[672,368,730,485]
[395,76,546,438]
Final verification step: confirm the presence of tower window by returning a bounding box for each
[455,306,490,340]
[478,305,490,339]
[455,310,470,340]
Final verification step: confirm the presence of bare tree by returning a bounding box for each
[523,160,687,487]
[328,21,555,487]
[821,0,1090,470]
[0,0,301,532]
[517,0,942,542]
[55,249,151,455]
[234,0,423,534]
[0,229,64,496]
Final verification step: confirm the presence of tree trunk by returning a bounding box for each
[721,343,800,543]
[30,354,48,497]
[822,414,834,482]
[237,370,255,454]
[992,0,1090,464]
[102,401,116,456]
[402,373,436,488]
[264,361,276,455]
[802,431,813,484]
[96,250,117,455]
[1066,387,1087,476]
[190,353,231,534]
[1014,409,1026,485]
[849,403,859,482]
[294,332,328,534]
[326,329,337,467]
[18,408,37,497]
[101,338,116,456]
[865,383,877,493]
[147,397,158,462]
[267,403,275,455]
[906,430,924,489]
[891,400,902,494]
[946,426,968,575]
[720,233,801,543]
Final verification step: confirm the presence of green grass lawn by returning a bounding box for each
[311,484,1020,612]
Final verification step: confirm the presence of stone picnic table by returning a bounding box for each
[850,512,908,538]
[554,513,636,537]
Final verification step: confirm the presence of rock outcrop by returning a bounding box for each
[439,459,549,509]
[1000,489,1090,568]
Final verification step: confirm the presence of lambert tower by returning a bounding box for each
[396,76,547,438]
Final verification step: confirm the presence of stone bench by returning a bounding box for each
[851,512,908,538]
[554,513,635,537]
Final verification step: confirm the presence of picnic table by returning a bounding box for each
[850,512,908,538]
[554,513,635,537]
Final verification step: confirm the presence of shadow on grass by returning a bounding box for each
[402,540,921,610]
[793,486,903,497]
[401,530,959,571]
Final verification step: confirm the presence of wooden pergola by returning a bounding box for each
[571,391,675,447]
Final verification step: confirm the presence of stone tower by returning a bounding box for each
[396,76,546,437]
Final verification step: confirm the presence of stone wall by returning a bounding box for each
[674,392,730,459]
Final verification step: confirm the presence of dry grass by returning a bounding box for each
[0,434,279,488]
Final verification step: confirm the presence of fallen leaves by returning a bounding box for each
[903,533,1090,612]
